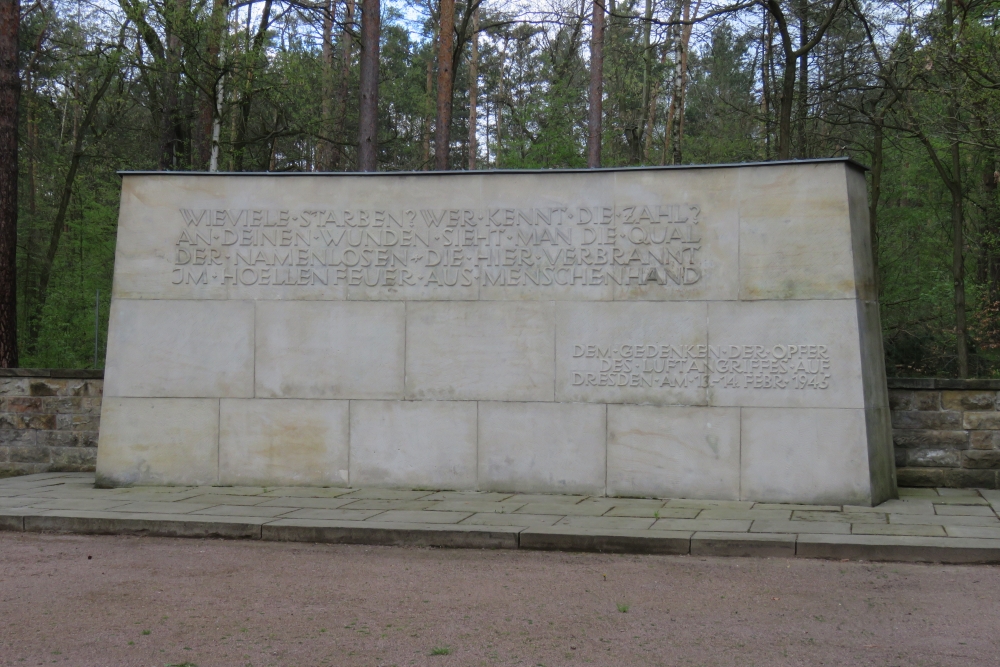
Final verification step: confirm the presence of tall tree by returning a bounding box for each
[468,7,479,169]
[433,0,455,169]
[232,0,273,171]
[0,0,17,366]
[332,0,355,169]
[319,0,337,170]
[158,0,186,169]
[765,0,843,159]
[358,0,380,170]
[587,0,604,167]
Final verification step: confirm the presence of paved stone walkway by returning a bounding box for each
[4,472,1000,562]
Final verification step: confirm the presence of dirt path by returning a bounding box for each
[1,532,998,667]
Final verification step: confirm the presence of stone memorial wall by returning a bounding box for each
[96,159,896,504]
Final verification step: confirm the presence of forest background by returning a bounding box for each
[3,0,1000,376]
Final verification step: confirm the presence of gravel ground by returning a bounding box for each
[1,532,998,667]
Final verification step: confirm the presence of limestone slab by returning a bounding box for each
[459,513,563,527]
[104,300,254,398]
[852,523,947,537]
[740,408,872,505]
[219,399,349,486]
[604,506,697,519]
[189,505,294,518]
[349,401,477,490]
[96,398,219,486]
[514,502,610,517]
[278,508,385,521]
[750,520,850,534]
[506,494,588,504]
[478,171,615,302]
[259,487,355,498]
[405,302,555,401]
[369,510,473,524]
[255,301,403,399]
[698,509,792,520]
[887,514,1000,527]
[421,491,516,501]
[611,168,739,301]
[29,499,131,511]
[943,525,1000,539]
[253,497,357,509]
[651,518,751,532]
[555,515,655,530]
[429,500,526,513]
[706,300,864,409]
[555,301,708,405]
[337,488,434,500]
[341,173,483,302]
[738,162,856,300]
[113,175,351,301]
[106,501,216,514]
[337,499,435,510]
[478,402,606,495]
[607,405,739,500]
[177,494,269,506]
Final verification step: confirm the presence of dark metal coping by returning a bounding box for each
[887,378,1000,390]
[119,156,868,177]
[0,369,104,379]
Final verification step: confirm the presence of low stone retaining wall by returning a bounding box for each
[889,378,1000,489]
[0,370,103,476]
[3,372,999,489]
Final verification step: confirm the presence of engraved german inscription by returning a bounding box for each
[570,343,832,390]
[170,204,704,289]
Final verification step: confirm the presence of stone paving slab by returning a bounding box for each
[4,473,1000,563]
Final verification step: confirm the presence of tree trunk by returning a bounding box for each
[198,0,227,170]
[643,45,667,161]
[673,0,693,165]
[332,0,354,169]
[0,0,18,367]
[233,0,273,171]
[433,0,455,170]
[159,0,185,169]
[210,78,224,171]
[586,0,604,168]
[665,0,694,165]
[761,6,773,159]
[422,54,432,169]
[467,7,478,170]
[319,0,336,170]
[796,0,808,157]
[639,0,652,162]
[766,0,841,160]
[357,0,380,171]
[776,52,795,160]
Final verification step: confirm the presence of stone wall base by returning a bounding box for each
[890,379,1000,490]
[0,370,103,477]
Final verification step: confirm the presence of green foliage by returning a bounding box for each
[14,0,1000,377]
